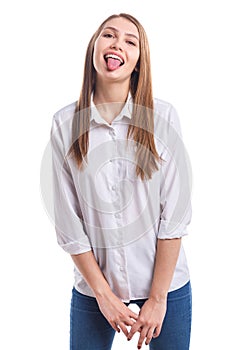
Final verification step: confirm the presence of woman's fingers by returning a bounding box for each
[137,326,153,349]
[97,293,139,337]
[127,321,142,340]
[124,315,138,327]
[108,313,138,335]
[110,321,121,333]
[145,327,155,346]
[117,309,138,334]
[118,322,130,337]
[130,310,139,321]
[115,314,138,337]
[138,324,161,348]
[153,324,162,338]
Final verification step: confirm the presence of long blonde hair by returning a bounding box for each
[70,13,160,180]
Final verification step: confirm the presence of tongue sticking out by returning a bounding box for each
[106,58,121,71]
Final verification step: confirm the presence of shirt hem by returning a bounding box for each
[73,278,191,303]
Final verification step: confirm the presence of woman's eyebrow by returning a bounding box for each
[103,26,139,41]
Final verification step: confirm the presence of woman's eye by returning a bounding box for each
[127,40,136,46]
[103,33,113,38]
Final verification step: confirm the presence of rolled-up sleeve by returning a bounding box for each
[50,116,92,254]
[158,105,192,239]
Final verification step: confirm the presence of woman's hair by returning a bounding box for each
[70,13,160,180]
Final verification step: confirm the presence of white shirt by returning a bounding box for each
[51,95,192,302]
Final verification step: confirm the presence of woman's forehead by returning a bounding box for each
[102,17,139,38]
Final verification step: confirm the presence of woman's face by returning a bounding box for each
[93,17,140,83]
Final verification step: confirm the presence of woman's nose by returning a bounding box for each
[110,38,123,51]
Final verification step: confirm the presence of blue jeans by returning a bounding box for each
[70,281,192,350]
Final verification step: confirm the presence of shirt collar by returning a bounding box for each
[90,92,133,125]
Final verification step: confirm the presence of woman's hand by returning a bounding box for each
[96,291,138,337]
[127,297,167,349]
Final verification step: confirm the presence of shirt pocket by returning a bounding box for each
[126,147,166,182]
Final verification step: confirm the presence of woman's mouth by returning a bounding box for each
[104,53,124,71]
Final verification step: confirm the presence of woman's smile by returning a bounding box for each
[104,52,124,71]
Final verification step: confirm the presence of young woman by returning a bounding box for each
[51,13,192,350]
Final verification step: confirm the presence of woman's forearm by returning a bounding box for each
[71,251,112,298]
[71,251,139,335]
[149,238,181,302]
[127,238,182,345]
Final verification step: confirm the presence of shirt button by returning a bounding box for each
[112,185,116,191]
[114,213,121,218]
[119,266,124,271]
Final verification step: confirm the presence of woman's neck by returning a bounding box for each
[93,80,130,124]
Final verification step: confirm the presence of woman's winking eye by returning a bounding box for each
[126,40,136,46]
[103,33,114,38]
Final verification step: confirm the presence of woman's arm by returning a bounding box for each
[149,238,181,302]
[127,238,181,348]
[71,251,138,336]
[71,251,111,296]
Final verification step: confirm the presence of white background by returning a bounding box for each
[1,0,233,349]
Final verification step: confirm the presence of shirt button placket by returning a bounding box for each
[108,125,129,300]
[109,128,116,140]
[110,126,126,283]
[108,127,117,167]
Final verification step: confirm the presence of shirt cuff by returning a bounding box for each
[59,241,92,255]
[157,219,188,239]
